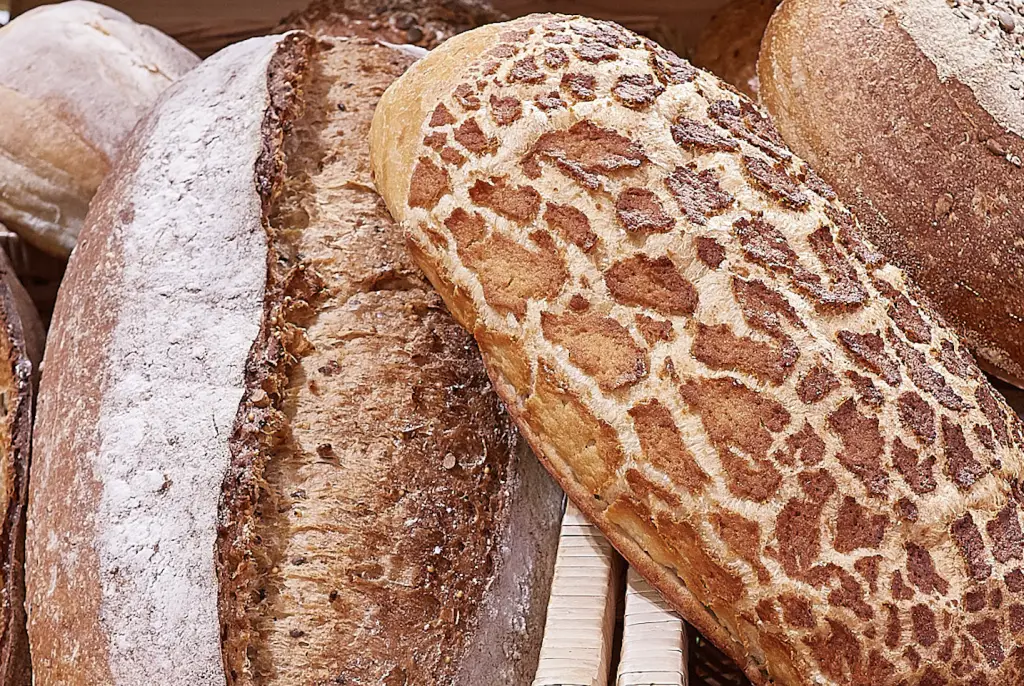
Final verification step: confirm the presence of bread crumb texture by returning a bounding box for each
[377,14,1024,686]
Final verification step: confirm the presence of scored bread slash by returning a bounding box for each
[533,503,622,686]
[617,567,687,686]
[370,12,1024,686]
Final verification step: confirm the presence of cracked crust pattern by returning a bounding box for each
[371,14,1024,686]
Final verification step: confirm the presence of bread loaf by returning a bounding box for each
[0,248,42,686]
[278,0,506,48]
[691,0,778,98]
[758,0,1024,388]
[370,14,1024,685]
[0,1,197,258]
[26,32,561,685]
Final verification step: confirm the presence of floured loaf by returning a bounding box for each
[370,14,1024,685]
[26,32,561,686]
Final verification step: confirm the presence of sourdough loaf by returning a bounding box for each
[0,1,197,258]
[0,248,42,686]
[26,32,561,685]
[758,0,1024,388]
[278,0,506,48]
[370,14,1024,685]
[691,0,778,98]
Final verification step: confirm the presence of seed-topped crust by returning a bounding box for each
[371,14,1024,686]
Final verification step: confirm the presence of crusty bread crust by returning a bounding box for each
[0,249,42,686]
[26,35,287,686]
[371,14,1024,685]
[759,0,1024,389]
[0,1,198,257]
[277,0,506,47]
[28,29,560,686]
[218,36,561,685]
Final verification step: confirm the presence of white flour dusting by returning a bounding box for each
[92,36,278,685]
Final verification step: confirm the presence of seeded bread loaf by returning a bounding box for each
[0,1,198,258]
[758,0,1024,388]
[691,0,779,98]
[26,32,561,685]
[0,248,42,686]
[370,14,1024,685]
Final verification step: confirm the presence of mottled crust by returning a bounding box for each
[691,0,779,98]
[277,0,506,48]
[0,1,198,257]
[759,0,1024,388]
[27,30,559,686]
[371,14,1024,686]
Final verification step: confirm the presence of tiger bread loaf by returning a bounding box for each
[0,1,198,258]
[370,13,1024,686]
[0,246,43,686]
[25,31,562,686]
[758,0,1024,388]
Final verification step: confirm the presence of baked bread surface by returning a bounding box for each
[370,14,1024,685]
[0,248,42,686]
[26,31,560,686]
[0,0,198,257]
[758,0,1024,388]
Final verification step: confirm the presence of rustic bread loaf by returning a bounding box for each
[278,0,506,48]
[26,32,561,685]
[758,0,1024,388]
[691,0,778,98]
[370,14,1024,685]
[0,1,197,258]
[0,248,42,686]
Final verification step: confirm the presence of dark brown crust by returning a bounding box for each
[0,250,41,686]
[759,0,1024,388]
[215,32,317,686]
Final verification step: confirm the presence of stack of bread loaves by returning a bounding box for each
[371,13,1024,685]
[12,3,1024,686]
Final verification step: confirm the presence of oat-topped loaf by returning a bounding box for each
[370,14,1024,685]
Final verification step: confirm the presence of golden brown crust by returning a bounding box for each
[691,0,779,98]
[759,0,1024,388]
[371,14,1024,686]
